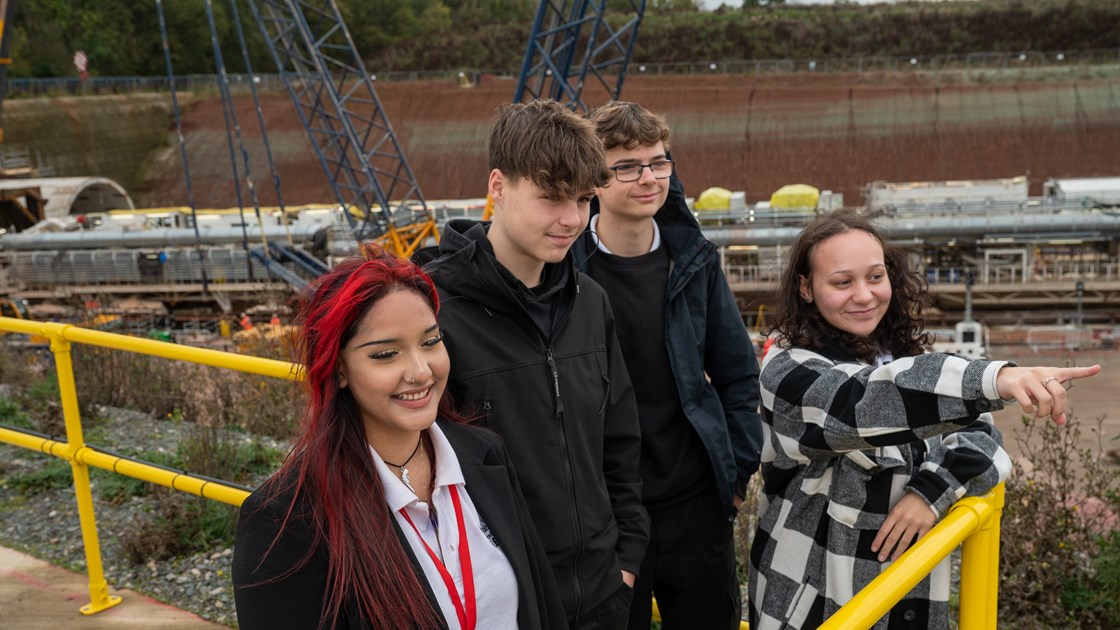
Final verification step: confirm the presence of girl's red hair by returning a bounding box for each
[265,244,460,628]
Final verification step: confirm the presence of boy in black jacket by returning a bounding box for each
[572,101,762,630]
[422,100,649,630]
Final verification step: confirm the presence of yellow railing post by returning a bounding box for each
[820,485,1003,630]
[959,483,1004,629]
[50,333,122,614]
[0,316,297,615]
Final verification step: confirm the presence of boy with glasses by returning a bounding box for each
[573,101,762,630]
[421,100,649,630]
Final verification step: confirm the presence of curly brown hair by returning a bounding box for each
[768,210,932,363]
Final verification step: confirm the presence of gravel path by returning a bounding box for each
[0,406,285,628]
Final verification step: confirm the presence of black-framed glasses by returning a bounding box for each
[609,160,674,182]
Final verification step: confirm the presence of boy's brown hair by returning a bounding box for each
[588,100,671,152]
[488,100,609,199]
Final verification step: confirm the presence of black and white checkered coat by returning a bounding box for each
[748,343,1013,629]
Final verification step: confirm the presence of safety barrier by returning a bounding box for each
[821,485,1004,629]
[0,315,1003,627]
[0,316,298,614]
[6,47,1120,97]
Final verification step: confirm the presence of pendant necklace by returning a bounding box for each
[384,434,423,494]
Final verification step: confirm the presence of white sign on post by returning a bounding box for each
[74,51,88,81]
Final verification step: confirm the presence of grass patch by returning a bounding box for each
[121,492,237,564]
[6,459,73,496]
[0,397,34,431]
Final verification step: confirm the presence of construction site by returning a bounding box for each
[0,1,1119,628]
[2,68,1120,334]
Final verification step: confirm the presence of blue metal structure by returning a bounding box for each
[244,0,428,242]
[156,0,210,291]
[514,0,647,112]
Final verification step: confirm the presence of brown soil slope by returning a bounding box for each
[137,70,1120,208]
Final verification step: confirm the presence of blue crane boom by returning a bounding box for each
[243,0,429,243]
[514,0,647,112]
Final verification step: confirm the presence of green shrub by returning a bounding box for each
[999,413,1120,628]
[92,467,153,506]
[0,397,34,430]
[238,440,286,478]
[7,460,73,496]
[121,491,237,564]
[71,346,179,418]
[1096,530,1120,627]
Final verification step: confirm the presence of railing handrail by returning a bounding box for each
[0,317,300,381]
[820,484,1004,629]
[0,315,300,615]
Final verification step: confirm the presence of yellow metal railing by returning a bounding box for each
[820,484,1005,630]
[0,315,1004,627]
[0,316,299,615]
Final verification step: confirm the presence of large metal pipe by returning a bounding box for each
[5,208,1118,251]
[701,210,1120,247]
[0,224,326,250]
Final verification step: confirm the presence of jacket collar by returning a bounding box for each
[428,219,579,328]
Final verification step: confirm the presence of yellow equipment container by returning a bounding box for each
[770,183,820,209]
[694,186,733,211]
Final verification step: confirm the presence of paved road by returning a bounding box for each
[0,545,226,629]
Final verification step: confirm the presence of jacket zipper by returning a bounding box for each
[547,347,583,617]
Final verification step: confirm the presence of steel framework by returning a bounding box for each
[514,0,647,112]
[244,0,429,242]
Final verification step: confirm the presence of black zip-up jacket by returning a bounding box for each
[571,175,763,518]
[421,221,649,620]
[233,419,567,629]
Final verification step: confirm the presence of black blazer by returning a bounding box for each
[232,419,568,629]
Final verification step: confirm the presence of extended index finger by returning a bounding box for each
[1059,364,1101,384]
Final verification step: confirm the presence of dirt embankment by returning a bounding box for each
[132,69,1120,209]
[4,95,172,195]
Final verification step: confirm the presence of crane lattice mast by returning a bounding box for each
[244,0,429,244]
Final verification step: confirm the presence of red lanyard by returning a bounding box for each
[399,485,476,630]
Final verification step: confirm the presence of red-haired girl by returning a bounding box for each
[233,245,565,629]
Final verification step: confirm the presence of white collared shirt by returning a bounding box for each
[371,423,519,629]
[589,213,662,254]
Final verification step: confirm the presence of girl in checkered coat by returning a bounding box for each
[749,210,1100,629]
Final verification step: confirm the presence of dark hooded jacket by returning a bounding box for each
[571,176,763,517]
[420,221,649,620]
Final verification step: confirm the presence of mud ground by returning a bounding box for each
[136,69,1120,209]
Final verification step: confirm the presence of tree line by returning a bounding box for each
[8,0,1119,78]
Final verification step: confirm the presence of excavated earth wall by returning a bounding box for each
[6,67,1119,208]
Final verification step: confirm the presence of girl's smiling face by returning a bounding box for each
[799,229,892,338]
[338,289,450,447]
